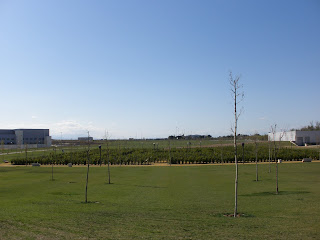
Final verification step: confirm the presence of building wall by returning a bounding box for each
[15,130,23,145]
[296,131,320,145]
[0,129,51,148]
[268,131,296,142]
[18,129,49,145]
[0,130,16,144]
[268,130,320,146]
[45,136,52,146]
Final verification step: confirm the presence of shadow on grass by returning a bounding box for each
[115,183,166,189]
[214,213,255,218]
[241,191,310,197]
[133,184,166,189]
[50,191,80,196]
[80,201,101,204]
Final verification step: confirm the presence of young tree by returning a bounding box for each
[85,131,90,203]
[270,124,279,194]
[255,139,258,181]
[268,140,272,173]
[105,131,111,184]
[1,140,4,163]
[25,144,28,167]
[52,147,56,181]
[168,139,172,166]
[220,143,223,164]
[229,71,244,217]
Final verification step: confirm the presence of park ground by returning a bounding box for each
[0,162,319,239]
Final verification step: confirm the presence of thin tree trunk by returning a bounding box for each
[276,151,279,194]
[255,142,258,181]
[25,144,28,167]
[85,132,90,203]
[221,145,223,164]
[105,133,111,184]
[107,159,111,184]
[234,149,238,217]
[85,150,90,202]
[229,71,243,218]
[234,89,238,218]
[107,147,111,184]
[268,141,271,173]
[169,140,171,166]
[273,137,279,194]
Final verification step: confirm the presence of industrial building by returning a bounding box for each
[78,137,93,142]
[268,130,320,146]
[0,129,51,148]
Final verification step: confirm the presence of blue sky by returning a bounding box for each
[1,0,319,139]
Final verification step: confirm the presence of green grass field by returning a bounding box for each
[0,162,319,239]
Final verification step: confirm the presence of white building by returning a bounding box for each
[268,130,320,146]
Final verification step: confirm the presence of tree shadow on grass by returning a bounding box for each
[132,184,167,189]
[241,191,310,197]
[114,183,166,189]
[50,191,80,196]
[80,201,101,204]
[214,213,255,218]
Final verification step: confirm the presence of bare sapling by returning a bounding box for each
[229,71,244,217]
[105,131,111,184]
[268,139,271,173]
[25,144,28,167]
[168,139,171,166]
[85,131,90,203]
[255,140,258,181]
[271,124,279,194]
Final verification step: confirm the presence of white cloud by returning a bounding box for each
[50,120,104,139]
[2,120,105,139]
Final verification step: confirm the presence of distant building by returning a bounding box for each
[78,137,93,141]
[0,129,51,148]
[268,130,320,146]
[168,134,212,140]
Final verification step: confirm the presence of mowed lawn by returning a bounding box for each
[0,163,319,239]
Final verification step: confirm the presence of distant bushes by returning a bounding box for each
[10,143,319,165]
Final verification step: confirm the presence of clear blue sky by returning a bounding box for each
[1,0,319,139]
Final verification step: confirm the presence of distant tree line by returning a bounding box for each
[292,121,320,131]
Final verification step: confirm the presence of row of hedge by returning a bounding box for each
[11,144,319,165]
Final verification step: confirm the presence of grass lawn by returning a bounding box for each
[0,162,319,239]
